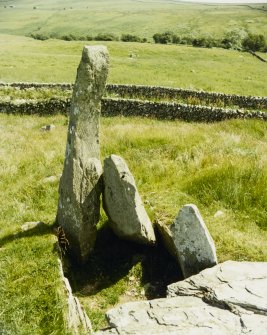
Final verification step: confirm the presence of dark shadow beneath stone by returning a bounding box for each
[64,222,183,300]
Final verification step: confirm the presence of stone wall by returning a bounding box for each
[1,97,266,122]
[106,84,267,110]
[0,99,70,115]
[0,82,73,90]
[1,82,266,110]
[101,98,267,122]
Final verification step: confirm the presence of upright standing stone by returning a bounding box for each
[170,204,217,278]
[57,46,109,264]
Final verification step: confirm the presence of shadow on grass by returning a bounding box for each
[0,222,53,247]
[66,222,183,300]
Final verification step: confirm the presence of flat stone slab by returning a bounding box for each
[170,204,217,278]
[94,261,267,335]
[167,260,267,315]
[103,154,156,244]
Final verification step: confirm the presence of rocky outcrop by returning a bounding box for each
[57,46,109,264]
[103,154,156,244]
[94,261,267,335]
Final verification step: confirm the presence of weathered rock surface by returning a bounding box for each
[94,261,267,335]
[170,204,217,278]
[167,260,267,313]
[103,154,156,244]
[59,259,92,335]
[57,46,109,263]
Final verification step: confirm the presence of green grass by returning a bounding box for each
[1,113,267,331]
[0,0,266,40]
[0,115,72,334]
[0,34,267,96]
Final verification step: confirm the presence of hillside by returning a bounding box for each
[1,34,267,96]
[0,0,266,39]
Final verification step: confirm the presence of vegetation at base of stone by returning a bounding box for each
[1,113,267,331]
[68,222,182,330]
[1,35,267,97]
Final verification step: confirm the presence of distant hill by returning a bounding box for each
[0,0,266,40]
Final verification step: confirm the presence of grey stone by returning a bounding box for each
[170,204,217,278]
[42,175,58,184]
[103,154,156,244]
[40,124,55,131]
[214,210,224,218]
[167,261,267,315]
[57,46,109,263]
[94,261,267,335]
[58,259,92,334]
[155,220,177,259]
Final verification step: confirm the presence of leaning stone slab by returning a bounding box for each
[57,46,109,263]
[170,204,217,278]
[103,154,156,244]
[94,261,267,335]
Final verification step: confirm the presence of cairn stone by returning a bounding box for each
[170,204,217,278]
[57,46,109,264]
[103,154,156,244]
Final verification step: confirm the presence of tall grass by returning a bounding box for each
[1,113,267,332]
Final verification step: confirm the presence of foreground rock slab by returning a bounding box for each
[170,204,217,278]
[103,154,156,244]
[57,46,109,263]
[167,260,267,313]
[94,261,267,335]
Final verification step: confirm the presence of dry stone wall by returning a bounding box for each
[106,84,267,110]
[1,82,266,110]
[1,97,267,122]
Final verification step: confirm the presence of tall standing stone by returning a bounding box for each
[57,46,109,264]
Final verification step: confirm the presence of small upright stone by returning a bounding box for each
[103,155,156,244]
[170,204,217,278]
[57,46,109,264]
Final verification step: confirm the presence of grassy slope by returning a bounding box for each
[0,1,267,331]
[1,114,267,331]
[0,0,266,38]
[0,34,267,96]
[0,115,71,334]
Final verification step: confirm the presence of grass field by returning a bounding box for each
[1,0,266,40]
[1,34,267,96]
[1,113,267,331]
[0,1,267,332]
